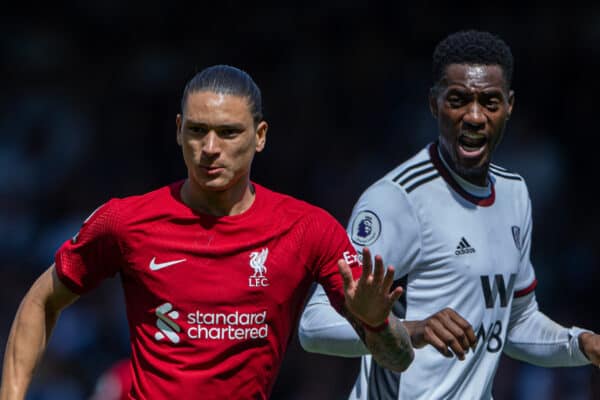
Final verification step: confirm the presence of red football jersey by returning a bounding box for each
[90,358,132,400]
[55,181,361,399]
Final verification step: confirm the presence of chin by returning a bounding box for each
[454,158,490,183]
[202,182,230,192]
[191,177,227,192]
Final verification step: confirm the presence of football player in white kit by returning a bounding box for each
[299,30,600,399]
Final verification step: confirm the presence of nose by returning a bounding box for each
[202,131,221,156]
[463,102,486,129]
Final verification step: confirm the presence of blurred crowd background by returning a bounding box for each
[1,3,599,399]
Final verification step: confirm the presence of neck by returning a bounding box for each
[438,143,488,187]
[180,178,256,217]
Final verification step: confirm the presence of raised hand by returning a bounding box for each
[337,247,414,372]
[338,247,403,328]
[403,308,477,361]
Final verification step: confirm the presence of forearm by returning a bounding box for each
[299,293,369,357]
[1,294,60,399]
[504,310,591,367]
[1,266,77,400]
[334,248,414,371]
[505,293,591,367]
[342,310,414,372]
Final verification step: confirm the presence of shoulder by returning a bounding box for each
[347,151,430,246]
[115,181,180,207]
[382,147,438,194]
[361,145,441,203]
[489,163,525,183]
[107,181,183,219]
[356,147,433,209]
[489,163,530,200]
[255,182,325,214]
[254,182,342,228]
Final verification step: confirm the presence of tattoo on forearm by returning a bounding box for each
[364,317,413,372]
[341,307,367,343]
[342,308,413,372]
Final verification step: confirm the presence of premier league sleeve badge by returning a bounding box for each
[350,210,382,246]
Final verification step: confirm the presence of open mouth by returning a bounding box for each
[458,132,487,156]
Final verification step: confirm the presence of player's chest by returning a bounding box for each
[421,204,523,278]
[121,226,310,306]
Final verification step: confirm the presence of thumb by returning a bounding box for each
[389,286,404,303]
[338,259,355,292]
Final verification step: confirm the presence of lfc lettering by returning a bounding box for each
[249,277,269,287]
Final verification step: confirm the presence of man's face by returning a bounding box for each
[176,91,267,192]
[429,64,514,185]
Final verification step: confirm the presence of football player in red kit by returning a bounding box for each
[1,65,413,400]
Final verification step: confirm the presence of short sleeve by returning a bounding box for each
[514,189,537,297]
[306,209,362,314]
[54,199,125,294]
[347,179,422,278]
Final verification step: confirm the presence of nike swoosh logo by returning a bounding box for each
[149,257,187,271]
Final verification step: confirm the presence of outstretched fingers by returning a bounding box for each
[338,258,356,293]
[340,248,404,327]
[383,265,403,304]
[383,265,397,295]
[360,247,373,282]
[371,253,385,285]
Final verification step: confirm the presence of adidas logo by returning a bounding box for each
[455,237,476,256]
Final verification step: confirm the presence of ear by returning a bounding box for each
[506,90,515,119]
[255,121,268,153]
[428,88,439,119]
[176,114,183,146]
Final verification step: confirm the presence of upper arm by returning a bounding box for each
[54,199,124,294]
[507,291,538,333]
[513,185,537,295]
[347,180,422,276]
[27,264,79,313]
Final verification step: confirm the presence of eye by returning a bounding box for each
[483,97,501,111]
[188,126,207,135]
[219,128,242,138]
[447,94,465,108]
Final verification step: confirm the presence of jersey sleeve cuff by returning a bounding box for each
[54,257,86,295]
[514,279,537,297]
[569,326,595,365]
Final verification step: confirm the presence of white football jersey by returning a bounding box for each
[306,142,537,399]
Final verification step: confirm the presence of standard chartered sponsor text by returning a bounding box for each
[186,310,268,340]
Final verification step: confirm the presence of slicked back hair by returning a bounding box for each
[181,65,263,125]
[432,30,514,90]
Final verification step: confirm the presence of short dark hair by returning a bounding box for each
[181,65,263,124]
[432,30,514,89]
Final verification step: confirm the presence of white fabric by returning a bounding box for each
[299,284,369,357]
[299,143,591,400]
[504,292,591,367]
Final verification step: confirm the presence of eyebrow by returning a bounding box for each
[185,120,246,130]
[446,87,506,96]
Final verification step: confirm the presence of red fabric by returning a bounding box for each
[514,279,538,297]
[91,359,132,400]
[361,317,389,333]
[55,181,361,399]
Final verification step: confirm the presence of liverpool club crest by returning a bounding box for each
[249,248,269,287]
